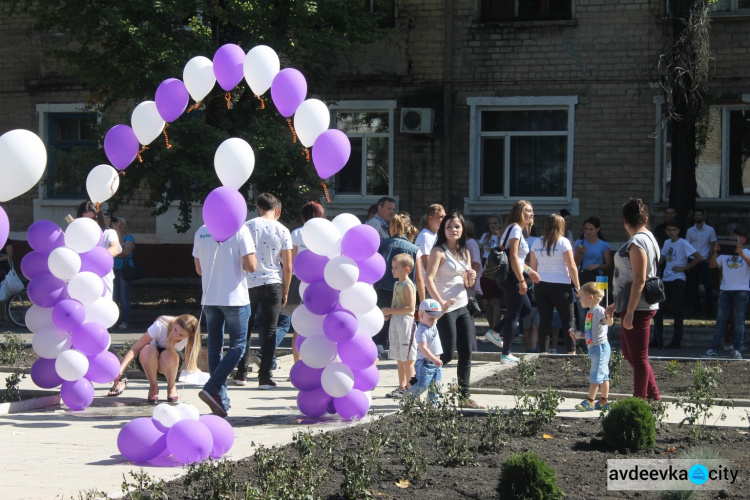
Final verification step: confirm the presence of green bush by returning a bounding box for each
[602,397,656,452]
[497,452,564,500]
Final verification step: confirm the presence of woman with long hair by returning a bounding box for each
[108,314,201,403]
[529,214,580,354]
[425,212,482,408]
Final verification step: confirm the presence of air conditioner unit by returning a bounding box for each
[400,108,434,134]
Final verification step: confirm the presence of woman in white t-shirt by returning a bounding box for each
[529,214,581,354]
[108,314,201,403]
[76,202,121,299]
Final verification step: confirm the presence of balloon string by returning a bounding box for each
[321,181,331,203]
[186,102,201,113]
[109,176,117,194]
[287,119,297,143]
[255,94,265,109]
[225,92,232,109]
[304,148,310,162]
[163,123,172,149]
[137,145,149,163]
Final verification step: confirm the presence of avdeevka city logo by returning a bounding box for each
[607,459,739,491]
[689,464,709,485]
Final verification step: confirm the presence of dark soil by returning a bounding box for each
[475,357,750,400]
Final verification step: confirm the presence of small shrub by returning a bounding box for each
[666,359,680,377]
[675,361,723,438]
[608,349,625,388]
[516,357,538,388]
[601,397,656,452]
[497,452,564,500]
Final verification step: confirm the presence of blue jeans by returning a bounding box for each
[203,304,251,411]
[113,269,131,323]
[710,290,748,352]
[588,342,611,384]
[407,359,442,404]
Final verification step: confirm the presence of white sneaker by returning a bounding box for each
[513,334,524,345]
[704,349,720,358]
[732,350,742,360]
[501,354,518,364]
[485,330,504,349]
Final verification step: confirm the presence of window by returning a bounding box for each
[481,0,572,22]
[666,0,750,16]
[466,96,577,212]
[45,112,98,199]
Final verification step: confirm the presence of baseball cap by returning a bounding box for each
[419,299,442,316]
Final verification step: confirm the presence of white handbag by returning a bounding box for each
[0,261,24,301]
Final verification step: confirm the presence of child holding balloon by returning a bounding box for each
[108,314,201,403]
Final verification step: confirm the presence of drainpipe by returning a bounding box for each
[442,0,453,209]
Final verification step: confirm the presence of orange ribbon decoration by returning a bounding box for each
[163,123,172,149]
[304,148,310,162]
[225,92,232,109]
[287,119,297,143]
[186,102,201,113]
[321,182,331,203]
[137,145,149,163]
[255,94,265,109]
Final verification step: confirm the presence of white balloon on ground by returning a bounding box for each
[214,138,255,189]
[0,129,47,202]
[294,99,330,147]
[67,271,105,305]
[321,362,355,398]
[153,403,181,428]
[86,164,120,204]
[324,256,359,291]
[130,101,165,145]
[26,304,55,333]
[32,326,72,359]
[243,45,280,96]
[300,218,342,258]
[64,218,102,254]
[55,349,89,381]
[84,298,120,328]
[299,335,337,369]
[291,304,325,338]
[183,56,216,102]
[356,306,386,337]
[47,247,82,281]
[332,213,361,237]
[340,282,378,314]
[176,403,199,421]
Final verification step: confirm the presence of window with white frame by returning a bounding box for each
[330,101,395,199]
[467,96,577,203]
[45,111,97,199]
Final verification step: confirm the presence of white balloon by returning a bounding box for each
[130,101,165,146]
[324,255,359,291]
[0,129,47,202]
[243,45,280,96]
[48,246,82,281]
[183,56,216,102]
[298,281,309,298]
[294,99,330,148]
[301,218,342,258]
[86,164,120,204]
[55,349,89,381]
[26,305,55,333]
[299,335,337,369]
[84,298,120,328]
[153,403,181,428]
[340,282,378,314]
[32,326,72,359]
[64,218,102,254]
[332,213,361,237]
[176,403,199,421]
[67,271,105,305]
[291,305,325,338]
[321,362,354,398]
[364,391,372,405]
[214,138,255,189]
[356,306,386,338]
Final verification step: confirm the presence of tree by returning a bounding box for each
[4,0,387,230]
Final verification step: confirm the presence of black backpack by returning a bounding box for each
[482,226,514,284]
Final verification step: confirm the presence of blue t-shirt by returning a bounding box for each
[415,322,443,360]
[113,234,135,270]
[576,238,610,271]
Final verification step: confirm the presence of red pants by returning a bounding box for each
[619,309,660,400]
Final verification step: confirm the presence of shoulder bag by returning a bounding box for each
[122,254,145,281]
[639,232,665,304]
[0,260,24,301]
[482,226,514,284]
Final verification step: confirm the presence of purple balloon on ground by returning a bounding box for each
[155,78,190,122]
[85,350,120,383]
[104,124,139,170]
[341,224,380,262]
[27,273,67,308]
[326,399,336,414]
[0,206,7,250]
[271,68,307,118]
[352,363,380,392]
[118,417,168,463]
[302,281,339,315]
[295,333,306,352]
[151,417,170,434]
[199,414,235,458]
[27,220,64,254]
[72,322,110,356]
[61,378,95,411]
[213,43,245,91]
[334,389,370,420]
[312,129,351,179]
[323,309,358,343]
[21,251,50,280]
[203,186,247,243]
[338,334,378,371]
[167,419,213,464]
[53,299,86,332]
[357,253,386,284]
[292,250,328,283]
[289,360,324,392]
[79,246,114,278]
[30,357,64,389]
[297,387,331,418]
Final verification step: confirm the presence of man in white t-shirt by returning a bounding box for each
[366,196,396,239]
[685,209,716,316]
[414,203,445,301]
[194,223,257,417]
[234,193,293,389]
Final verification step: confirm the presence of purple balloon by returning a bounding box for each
[0,206,7,250]
[30,357,64,389]
[61,378,95,411]
[27,220,64,254]
[326,399,337,414]
[271,68,307,118]
[303,281,339,315]
[79,246,114,277]
[203,186,247,243]
[27,273,67,308]
[334,389,370,420]
[297,387,332,418]
[118,417,168,463]
[104,124,139,170]
[289,360,324,392]
[312,129,351,179]
[338,334,378,371]
[352,363,380,392]
[295,333,306,352]
[85,350,120,383]
[199,415,235,459]
[357,253,386,284]
[53,299,86,332]
[155,78,190,122]
[213,43,245,91]
[341,225,380,262]
[21,251,50,280]
[167,419,213,464]
[72,322,110,356]
[323,309,358,343]
[293,250,329,283]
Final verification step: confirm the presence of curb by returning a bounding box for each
[0,392,60,414]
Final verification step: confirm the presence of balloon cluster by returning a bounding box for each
[291,214,385,420]
[24,219,120,410]
[117,403,234,465]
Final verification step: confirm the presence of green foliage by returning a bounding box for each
[608,348,625,389]
[601,397,656,452]
[339,425,389,499]
[0,333,26,365]
[666,359,680,377]
[497,452,564,500]
[505,388,564,437]
[121,469,168,500]
[515,356,538,388]
[183,459,239,499]
[675,361,723,439]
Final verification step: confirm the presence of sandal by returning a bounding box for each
[167,396,179,403]
[148,395,159,404]
[107,377,127,397]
